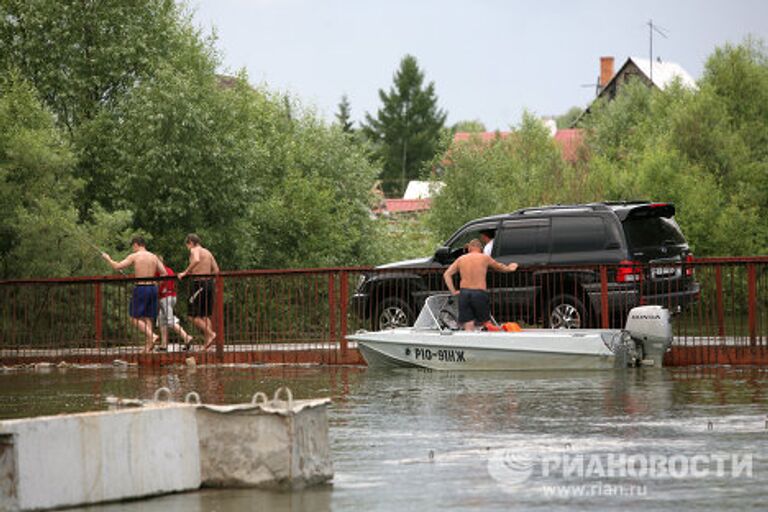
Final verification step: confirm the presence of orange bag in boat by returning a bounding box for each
[501,322,522,332]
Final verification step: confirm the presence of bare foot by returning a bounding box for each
[203,333,217,350]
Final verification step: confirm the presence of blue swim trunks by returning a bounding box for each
[129,285,158,319]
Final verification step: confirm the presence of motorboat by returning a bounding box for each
[347,294,672,371]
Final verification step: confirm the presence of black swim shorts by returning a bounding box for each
[458,288,490,324]
[189,279,214,318]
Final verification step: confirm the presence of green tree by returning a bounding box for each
[452,120,487,133]
[0,0,188,132]
[0,74,130,277]
[363,54,447,197]
[1,1,387,274]
[0,0,215,218]
[83,67,261,268]
[555,106,583,129]
[335,94,354,133]
[250,105,381,268]
[582,39,768,257]
[397,41,768,259]
[429,113,574,241]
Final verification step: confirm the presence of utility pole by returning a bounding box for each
[401,101,409,197]
[647,19,668,83]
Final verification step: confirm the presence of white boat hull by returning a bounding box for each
[348,329,621,371]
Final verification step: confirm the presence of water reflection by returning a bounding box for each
[0,365,766,511]
[72,487,333,512]
[0,365,364,420]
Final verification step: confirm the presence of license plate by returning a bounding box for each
[651,266,678,278]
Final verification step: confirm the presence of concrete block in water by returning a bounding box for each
[0,404,201,511]
[196,390,333,489]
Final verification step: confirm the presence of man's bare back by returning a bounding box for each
[451,252,501,289]
[102,244,165,280]
[444,241,517,294]
[179,245,219,279]
[443,239,518,331]
[130,250,166,279]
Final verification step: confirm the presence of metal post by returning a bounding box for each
[339,271,349,357]
[600,266,609,328]
[328,274,336,343]
[94,282,102,349]
[747,264,757,346]
[215,275,225,359]
[715,266,725,337]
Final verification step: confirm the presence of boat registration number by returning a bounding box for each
[411,347,466,363]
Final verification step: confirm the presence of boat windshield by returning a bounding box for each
[414,294,459,331]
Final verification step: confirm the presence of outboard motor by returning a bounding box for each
[624,306,672,367]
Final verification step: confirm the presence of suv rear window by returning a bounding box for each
[551,216,608,253]
[622,217,686,249]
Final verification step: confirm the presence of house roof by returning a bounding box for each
[553,129,584,162]
[384,198,431,213]
[597,57,697,102]
[403,180,444,200]
[628,57,697,90]
[375,198,432,215]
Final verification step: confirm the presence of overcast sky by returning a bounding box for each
[191,0,768,131]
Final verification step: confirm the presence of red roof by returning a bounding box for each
[553,129,584,163]
[375,198,432,214]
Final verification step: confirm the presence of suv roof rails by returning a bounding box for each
[601,200,651,207]
[511,203,612,215]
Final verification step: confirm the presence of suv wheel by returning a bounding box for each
[375,297,413,330]
[547,294,587,329]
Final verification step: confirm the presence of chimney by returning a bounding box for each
[599,56,615,88]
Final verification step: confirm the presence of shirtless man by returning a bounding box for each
[443,239,518,331]
[102,236,167,352]
[178,233,220,349]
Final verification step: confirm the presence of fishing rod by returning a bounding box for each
[68,226,127,275]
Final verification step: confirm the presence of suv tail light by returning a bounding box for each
[616,260,643,283]
[685,254,695,277]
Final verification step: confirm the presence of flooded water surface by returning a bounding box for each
[0,365,766,511]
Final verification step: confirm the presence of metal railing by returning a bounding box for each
[1,258,767,366]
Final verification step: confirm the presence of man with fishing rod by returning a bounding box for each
[101,236,167,353]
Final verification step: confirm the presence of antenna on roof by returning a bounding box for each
[647,19,669,83]
[580,77,600,96]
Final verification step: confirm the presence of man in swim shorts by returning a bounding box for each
[443,239,518,331]
[102,236,167,352]
[178,233,220,350]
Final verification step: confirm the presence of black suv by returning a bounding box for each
[353,201,700,329]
